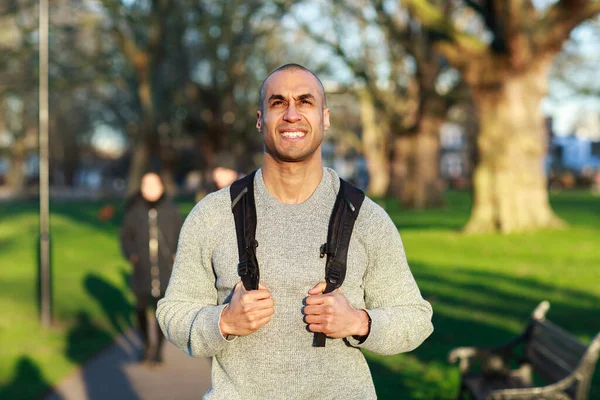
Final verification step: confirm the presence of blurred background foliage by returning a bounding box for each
[1,0,599,232]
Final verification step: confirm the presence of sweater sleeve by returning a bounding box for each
[346,200,433,355]
[156,195,233,358]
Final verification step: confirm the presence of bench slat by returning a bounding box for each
[526,321,587,383]
[532,320,587,355]
[528,342,573,382]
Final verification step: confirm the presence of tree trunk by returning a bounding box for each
[358,89,390,197]
[127,133,151,195]
[127,58,155,195]
[53,113,79,187]
[389,106,445,209]
[159,143,178,197]
[465,60,565,233]
[412,100,445,209]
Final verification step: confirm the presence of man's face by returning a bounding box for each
[141,173,164,202]
[256,69,330,164]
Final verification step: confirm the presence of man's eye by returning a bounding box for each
[271,100,285,106]
[300,100,312,105]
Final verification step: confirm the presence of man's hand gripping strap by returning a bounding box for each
[313,178,365,347]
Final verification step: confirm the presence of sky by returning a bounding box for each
[543,20,600,138]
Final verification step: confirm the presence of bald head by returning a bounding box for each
[259,64,327,112]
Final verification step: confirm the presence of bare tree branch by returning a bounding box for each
[535,0,600,53]
[372,0,413,53]
[463,0,498,38]
[401,0,488,68]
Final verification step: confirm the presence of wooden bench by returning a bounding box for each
[448,301,600,400]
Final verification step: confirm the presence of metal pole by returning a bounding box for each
[39,0,52,327]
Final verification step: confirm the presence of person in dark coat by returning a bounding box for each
[120,172,182,364]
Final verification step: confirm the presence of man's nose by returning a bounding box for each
[283,104,301,123]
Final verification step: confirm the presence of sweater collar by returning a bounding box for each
[254,167,339,213]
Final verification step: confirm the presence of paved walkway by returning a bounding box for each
[43,326,212,400]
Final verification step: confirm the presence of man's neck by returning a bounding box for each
[262,156,323,205]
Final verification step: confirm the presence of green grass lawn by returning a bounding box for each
[0,191,598,399]
[367,191,600,399]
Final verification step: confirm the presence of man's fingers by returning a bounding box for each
[304,294,325,306]
[253,307,274,320]
[255,316,272,328]
[304,314,326,325]
[234,281,245,292]
[253,297,274,310]
[246,310,273,329]
[305,292,339,306]
[237,282,269,294]
[249,288,272,300]
[303,304,330,316]
[240,287,272,303]
[308,281,327,295]
[239,296,274,315]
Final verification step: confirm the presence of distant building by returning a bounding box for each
[439,121,472,188]
[546,115,600,175]
[547,135,600,173]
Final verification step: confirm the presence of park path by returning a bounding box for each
[42,323,212,400]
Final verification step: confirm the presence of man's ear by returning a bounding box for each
[256,110,262,132]
[323,108,330,131]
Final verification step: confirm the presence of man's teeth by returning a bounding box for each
[281,131,305,138]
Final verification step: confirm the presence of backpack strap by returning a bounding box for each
[314,178,365,347]
[230,171,259,290]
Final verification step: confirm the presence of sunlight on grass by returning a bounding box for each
[1,191,599,399]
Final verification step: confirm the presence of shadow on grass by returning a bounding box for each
[66,312,115,365]
[0,236,19,254]
[59,311,140,400]
[43,277,141,399]
[0,357,61,400]
[84,274,133,335]
[0,199,39,218]
[413,264,600,347]
[550,193,600,229]
[364,262,600,399]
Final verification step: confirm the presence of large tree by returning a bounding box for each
[402,0,600,232]
[297,0,466,207]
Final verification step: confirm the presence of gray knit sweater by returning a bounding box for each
[157,168,433,399]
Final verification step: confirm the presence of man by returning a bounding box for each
[121,172,182,364]
[157,64,433,398]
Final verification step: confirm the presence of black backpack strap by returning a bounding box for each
[314,178,365,347]
[230,171,259,290]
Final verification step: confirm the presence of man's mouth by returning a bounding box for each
[280,131,306,139]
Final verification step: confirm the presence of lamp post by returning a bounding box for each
[39,0,52,328]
